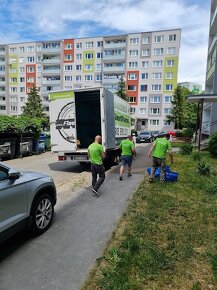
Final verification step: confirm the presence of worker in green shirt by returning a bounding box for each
[148,133,173,183]
[88,135,106,196]
[119,135,136,181]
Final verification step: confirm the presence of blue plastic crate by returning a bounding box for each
[146,166,170,176]
[165,172,179,181]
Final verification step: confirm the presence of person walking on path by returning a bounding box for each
[88,135,105,196]
[148,133,173,183]
[119,135,136,181]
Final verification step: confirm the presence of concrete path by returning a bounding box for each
[0,144,151,290]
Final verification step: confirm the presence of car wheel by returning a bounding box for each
[30,193,54,235]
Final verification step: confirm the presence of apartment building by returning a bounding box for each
[0,29,181,131]
[202,0,217,135]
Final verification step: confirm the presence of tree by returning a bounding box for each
[117,77,128,100]
[167,86,192,129]
[22,85,45,119]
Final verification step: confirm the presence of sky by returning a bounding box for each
[0,0,211,87]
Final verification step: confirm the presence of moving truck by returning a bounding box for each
[49,87,131,165]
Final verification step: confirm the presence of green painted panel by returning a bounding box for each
[163,56,178,93]
[9,55,18,85]
[82,50,95,73]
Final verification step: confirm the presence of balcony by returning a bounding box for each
[42,87,61,93]
[0,81,5,85]
[42,68,61,74]
[42,58,61,64]
[42,45,61,53]
[0,50,5,55]
[42,79,61,85]
[0,61,5,65]
[103,65,125,73]
[103,53,125,61]
[104,42,126,49]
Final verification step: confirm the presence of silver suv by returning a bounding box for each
[0,162,57,243]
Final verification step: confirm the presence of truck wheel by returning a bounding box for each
[29,193,54,235]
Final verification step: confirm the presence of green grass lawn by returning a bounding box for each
[82,152,217,290]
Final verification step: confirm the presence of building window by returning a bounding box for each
[76,65,82,71]
[164,120,171,125]
[152,60,163,67]
[27,66,35,73]
[36,46,41,51]
[150,108,160,115]
[27,46,34,52]
[154,35,164,43]
[20,77,25,82]
[164,96,172,103]
[142,36,150,44]
[9,47,17,53]
[85,53,93,59]
[76,75,81,81]
[65,43,72,49]
[140,96,147,103]
[141,85,148,92]
[0,105,6,110]
[165,84,173,91]
[64,65,73,71]
[139,108,146,114]
[65,54,72,60]
[84,75,93,81]
[150,96,160,103]
[167,47,175,55]
[129,62,138,68]
[150,119,159,126]
[37,56,41,62]
[19,47,25,53]
[96,52,103,59]
[27,77,34,83]
[141,73,148,80]
[76,42,82,49]
[85,42,93,48]
[9,67,16,73]
[128,73,137,80]
[19,67,25,73]
[152,85,161,91]
[130,107,136,114]
[141,49,150,57]
[168,34,176,42]
[142,61,149,68]
[129,96,136,103]
[166,59,175,67]
[153,48,163,55]
[37,66,41,72]
[152,73,162,79]
[128,85,136,91]
[165,72,174,79]
[97,41,103,47]
[129,50,138,57]
[84,64,93,70]
[20,87,25,92]
[96,63,102,71]
[130,38,139,45]
[76,54,82,60]
[96,74,102,81]
[27,56,34,63]
[65,76,73,81]
[10,77,17,83]
[164,108,172,114]
[10,106,17,112]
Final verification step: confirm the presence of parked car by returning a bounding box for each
[0,162,57,243]
[151,131,159,139]
[136,131,153,143]
[167,129,183,137]
[158,131,166,137]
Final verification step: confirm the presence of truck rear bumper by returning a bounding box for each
[58,153,89,162]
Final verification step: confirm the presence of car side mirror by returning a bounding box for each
[8,170,20,181]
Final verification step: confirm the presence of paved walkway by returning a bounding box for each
[0,144,151,290]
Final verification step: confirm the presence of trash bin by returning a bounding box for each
[0,138,16,160]
[39,139,45,153]
[45,132,51,151]
[20,137,33,157]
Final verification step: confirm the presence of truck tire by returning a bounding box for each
[29,193,54,235]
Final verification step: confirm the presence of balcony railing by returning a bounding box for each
[42,46,61,53]
[42,79,61,85]
[42,58,61,64]
[104,42,126,49]
[103,66,125,72]
[103,54,125,60]
[42,69,61,74]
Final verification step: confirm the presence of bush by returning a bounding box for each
[180,143,193,155]
[176,131,184,137]
[192,150,202,161]
[183,128,194,138]
[197,161,211,176]
[205,179,217,195]
[208,132,217,157]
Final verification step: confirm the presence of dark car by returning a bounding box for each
[158,131,166,137]
[136,131,153,143]
[151,131,159,139]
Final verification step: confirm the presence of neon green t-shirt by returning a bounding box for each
[88,143,104,165]
[120,139,134,156]
[152,138,171,159]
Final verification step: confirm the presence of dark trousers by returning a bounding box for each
[91,164,105,190]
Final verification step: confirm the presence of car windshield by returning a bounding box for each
[140,131,150,135]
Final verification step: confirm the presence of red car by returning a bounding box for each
[167,129,183,137]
